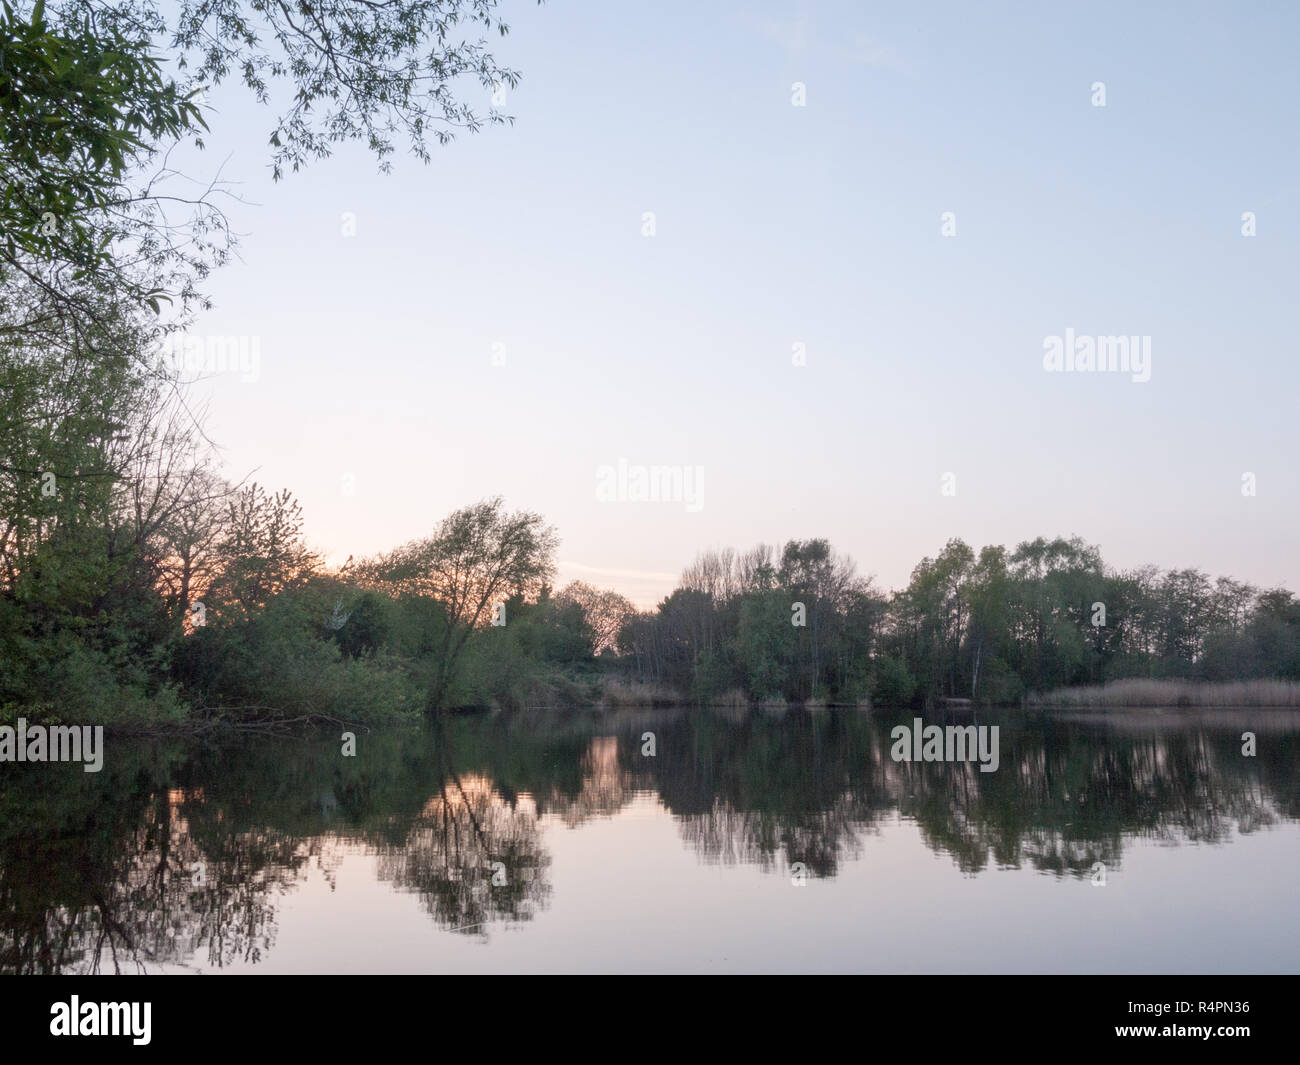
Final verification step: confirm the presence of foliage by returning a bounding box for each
[355,496,557,708]
[618,535,1300,708]
[1,0,535,330]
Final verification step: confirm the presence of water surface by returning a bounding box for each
[2,707,1296,973]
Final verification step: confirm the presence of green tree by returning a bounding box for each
[2,0,538,329]
[204,483,319,624]
[0,0,207,330]
[358,497,557,709]
[734,588,791,700]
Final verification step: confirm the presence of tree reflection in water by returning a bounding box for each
[375,772,550,935]
[0,708,1293,971]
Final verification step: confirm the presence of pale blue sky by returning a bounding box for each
[175,0,1299,605]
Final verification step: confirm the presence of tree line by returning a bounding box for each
[618,536,1300,707]
[1,302,1294,719]
[2,341,1297,724]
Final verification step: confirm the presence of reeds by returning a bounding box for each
[1026,678,1300,709]
[598,677,680,707]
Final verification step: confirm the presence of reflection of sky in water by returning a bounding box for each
[2,709,1293,974]
[209,799,1298,974]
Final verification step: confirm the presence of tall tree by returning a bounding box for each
[358,497,556,708]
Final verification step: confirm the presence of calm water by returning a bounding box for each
[2,707,1296,974]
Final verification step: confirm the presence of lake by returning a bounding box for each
[2,706,1296,974]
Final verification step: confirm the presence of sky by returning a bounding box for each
[169,0,1299,608]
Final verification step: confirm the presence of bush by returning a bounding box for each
[871,656,916,708]
[171,587,421,723]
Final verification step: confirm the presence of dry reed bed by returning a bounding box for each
[1027,678,1300,708]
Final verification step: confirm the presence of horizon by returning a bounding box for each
[303,511,1296,613]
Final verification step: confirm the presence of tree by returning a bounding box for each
[2,0,538,331]
[890,539,974,703]
[776,538,863,700]
[153,467,232,623]
[0,298,204,715]
[169,0,534,178]
[0,0,209,331]
[205,483,319,624]
[358,497,556,708]
[554,580,634,655]
[1007,536,1103,692]
[735,588,792,700]
[965,545,1011,700]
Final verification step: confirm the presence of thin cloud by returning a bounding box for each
[556,560,679,610]
[558,561,679,583]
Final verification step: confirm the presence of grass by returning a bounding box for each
[1026,678,1300,709]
